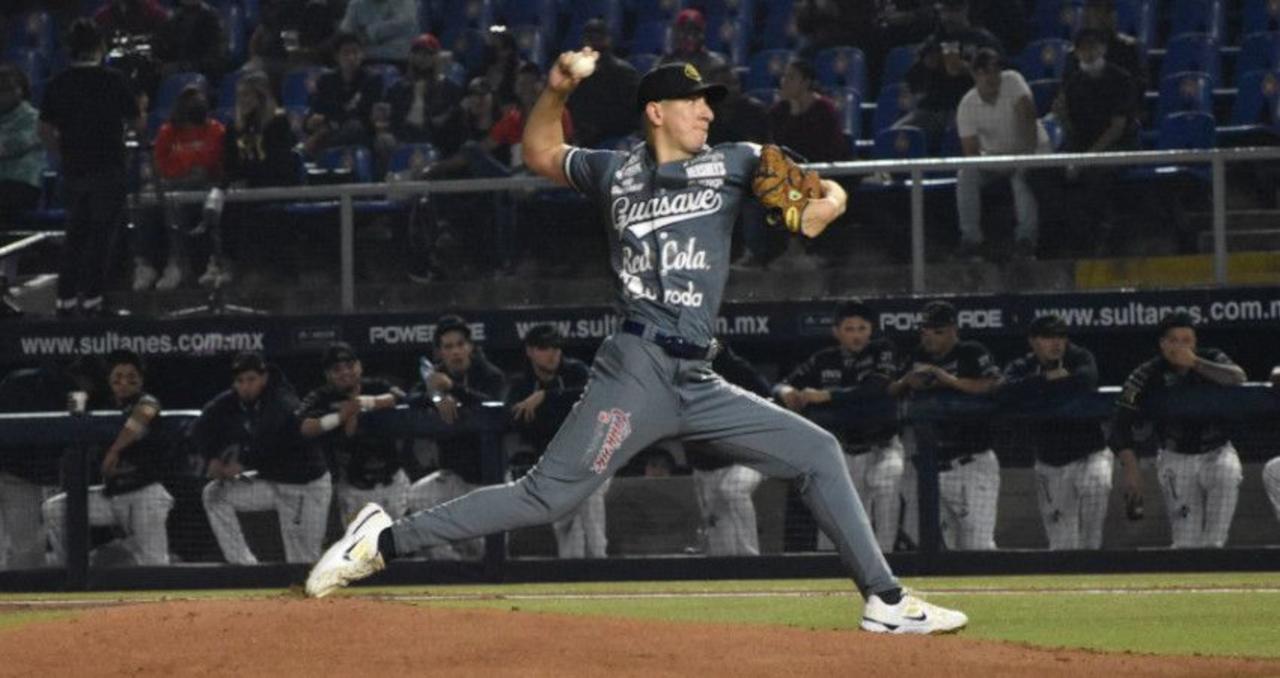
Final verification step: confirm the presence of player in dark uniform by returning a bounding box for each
[44,350,174,566]
[196,352,332,564]
[1109,311,1246,548]
[777,300,902,553]
[299,342,408,521]
[506,325,600,558]
[308,54,967,635]
[999,314,1112,550]
[890,300,1002,551]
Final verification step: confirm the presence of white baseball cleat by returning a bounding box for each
[305,503,392,598]
[859,591,969,634]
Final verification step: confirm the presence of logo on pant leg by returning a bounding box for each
[591,408,632,474]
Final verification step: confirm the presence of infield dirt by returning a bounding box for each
[0,597,1276,677]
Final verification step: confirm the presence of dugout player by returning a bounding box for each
[405,314,507,560]
[999,314,1112,550]
[1265,366,1280,527]
[299,343,409,521]
[889,300,1002,551]
[1110,312,1246,548]
[44,350,174,566]
[506,325,605,558]
[308,55,968,635]
[196,352,332,564]
[777,300,902,553]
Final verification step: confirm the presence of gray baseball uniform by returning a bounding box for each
[389,141,897,596]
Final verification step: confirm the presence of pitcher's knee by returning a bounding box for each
[1264,457,1280,484]
[200,481,222,510]
[42,494,65,526]
[805,430,847,473]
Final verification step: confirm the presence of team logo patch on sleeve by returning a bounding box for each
[591,408,633,474]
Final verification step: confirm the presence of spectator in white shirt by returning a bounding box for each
[955,48,1050,261]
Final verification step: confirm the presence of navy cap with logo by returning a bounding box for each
[920,300,958,328]
[322,342,359,368]
[636,62,728,112]
[523,324,564,349]
[1027,314,1069,337]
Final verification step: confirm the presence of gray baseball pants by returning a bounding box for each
[391,333,898,595]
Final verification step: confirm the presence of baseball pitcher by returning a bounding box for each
[307,55,967,634]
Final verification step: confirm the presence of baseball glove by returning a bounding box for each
[752,144,824,233]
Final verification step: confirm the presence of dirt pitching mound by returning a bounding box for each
[0,597,1276,678]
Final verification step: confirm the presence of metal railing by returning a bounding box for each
[137,146,1280,310]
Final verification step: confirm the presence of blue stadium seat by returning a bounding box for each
[436,0,494,49]
[629,0,681,23]
[1158,110,1216,148]
[873,126,926,158]
[510,24,546,67]
[1029,78,1061,116]
[1160,33,1220,81]
[872,82,913,135]
[1242,0,1280,35]
[388,142,441,177]
[1156,71,1214,121]
[1228,69,1280,125]
[827,86,862,150]
[814,46,867,95]
[1237,32,1280,80]
[629,19,669,55]
[628,52,661,74]
[880,44,917,89]
[282,67,327,108]
[285,146,402,215]
[1041,116,1064,150]
[1032,0,1080,39]
[1170,0,1224,41]
[1018,38,1071,80]
[1115,0,1155,47]
[744,48,793,89]
[217,69,245,111]
[759,0,797,50]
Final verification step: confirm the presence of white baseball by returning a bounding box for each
[568,52,598,79]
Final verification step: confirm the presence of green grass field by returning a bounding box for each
[2,572,1278,659]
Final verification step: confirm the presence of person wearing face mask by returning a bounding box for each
[43,350,175,566]
[659,9,728,80]
[1051,28,1137,254]
[140,85,225,291]
[0,65,44,228]
[1063,0,1145,109]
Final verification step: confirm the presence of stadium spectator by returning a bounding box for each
[39,18,143,318]
[658,8,728,79]
[889,300,1002,551]
[140,85,225,292]
[506,325,605,558]
[1050,28,1138,254]
[777,300,902,553]
[0,358,98,570]
[305,32,385,153]
[1109,312,1246,548]
[895,0,1002,153]
[239,25,290,93]
[405,315,507,559]
[685,342,773,556]
[1065,0,1146,108]
[93,0,169,38]
[566,18,640,149]
[481,28,523,108]
[769,58,851,164]
[263,0,344,59]
[382,33,464,151]
[954,48,1050,262]
[338,0,418,63]
[299,343,411,521]
[44,350,175,566]
[196,352,332,564]
[998,314,1112,550]
[0,64,44,228]
[153,0,225,79]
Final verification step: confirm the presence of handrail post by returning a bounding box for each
[340,194,355,312]
[1212,157,1227,285]
[911,168,925,293]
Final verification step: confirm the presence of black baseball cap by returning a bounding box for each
[524,324,564,349]
[834,299,876,325]
[231,351,267,375]
[322,342,358,368]
[636,62,728,112]
[920,300,958,328]
[435,314,472,345]
[1028,314,1069,337]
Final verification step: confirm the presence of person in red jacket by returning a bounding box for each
[138,85,224,291]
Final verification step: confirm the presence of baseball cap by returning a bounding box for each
[322,342,358,368]
[1027,314,1069,337]
[231,351,267,375]
[435,314,472,345]
[920,300,958,328]
[411,33,441,53]
[834,299,876,325]
[674,8,706,28]
[636,62,728,112]
[523,324,564,349]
